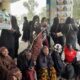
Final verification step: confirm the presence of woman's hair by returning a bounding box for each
[11,16,17,26]
[24,17,27,21]
[33,15,39,22]
[41,17,47,23]
[41,46,48,53]
[11,15,19,30]
[65,17,72,24]
[53,17,59,25]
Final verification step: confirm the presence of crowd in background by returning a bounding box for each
[0,15,80,80]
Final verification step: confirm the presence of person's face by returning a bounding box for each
[26,52,32,60]
[43,47,49,56]
[34,18,39,27]
[36,18,39,23]
[34,18,39,23]
[42,20,48,27]
[2,49,9,57]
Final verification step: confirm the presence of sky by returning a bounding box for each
[10,0,46,16]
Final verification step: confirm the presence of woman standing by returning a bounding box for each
[22,17,30,42]
[62,17,79,50]
[50,17,64,46]
[11,16,21,58]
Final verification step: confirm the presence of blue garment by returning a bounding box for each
[36,52,54,69]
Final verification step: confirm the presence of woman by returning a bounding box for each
[41,17,49,47]
[0,47,22,80]
[11,16,21,58]
[36,46,57,80]
[22,17,30,42]
[0,28,15,58]
[29,16,42,61]
[17,49,35,80]
[50,17,64,46]
[62,17,79,50]
[29,15,41,44]
[51,44,64,77]
[51,44,75,80]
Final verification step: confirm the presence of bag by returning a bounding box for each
[64,46,77,63]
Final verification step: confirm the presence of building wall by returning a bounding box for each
[47,0,73,24]
[2,0,10,11]
[46,0,56,25]
[0,0,10,12]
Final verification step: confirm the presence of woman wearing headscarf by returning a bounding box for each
[62,17,79,50]
[0,47,22,80]
[36,46,57,80]
[51,44,75,80]
[41,17,49,47]
[50,17,64,46]
[0,22,15,58]
[17,49,35,80]
[29,15,41,44]
[29,16,43,61]
[22,17,30,42]
[11,16,21,58]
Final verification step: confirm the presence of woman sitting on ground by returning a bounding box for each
[36,46,57,80]
[0,47,22,80]
[17,50,35,80]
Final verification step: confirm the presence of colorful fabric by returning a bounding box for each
[37,67,57,80]
[38,68,48,80]
[31,32,42,61]
[49,67,57,80]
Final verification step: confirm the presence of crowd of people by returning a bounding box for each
[0,15,80,80]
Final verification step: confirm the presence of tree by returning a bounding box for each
[73,0,80,19]
[23,0,38,20]
[39,7,47,19]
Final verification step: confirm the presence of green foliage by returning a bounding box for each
[73,0,80,19]
[39,7,47,19]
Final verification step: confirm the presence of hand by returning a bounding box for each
[10,28,16,32]
[56,32,63,37]
[13,76,17,80]
[13,71,22,80]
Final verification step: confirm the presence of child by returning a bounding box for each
[17,50,35,80]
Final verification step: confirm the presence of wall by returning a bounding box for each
[0,0,10,12]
